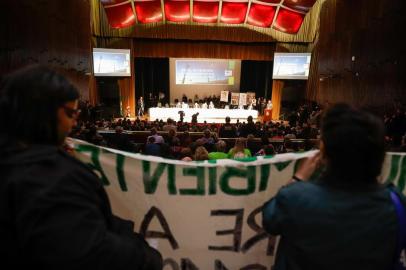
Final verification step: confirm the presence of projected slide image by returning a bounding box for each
[94,52,130,74]
[176,60,236,85]
[273,53,311,79]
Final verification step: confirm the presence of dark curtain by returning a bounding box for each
[135,57,169,108]
[240,60,273,99]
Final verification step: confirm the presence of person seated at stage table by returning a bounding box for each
[228,137,252,158]
[209,101,215,109]
[194,102,200,109]
[208,140,228,160]
[219,116,237,138]
[201,102,208,109]
[181,101,189,109]
[175,99,182,108]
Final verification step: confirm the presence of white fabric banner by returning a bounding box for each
[70,138,406,270]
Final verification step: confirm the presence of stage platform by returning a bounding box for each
[148,107,258,123]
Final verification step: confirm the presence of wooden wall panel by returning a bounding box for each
[0,0,91,100]
[95,37,276,60]
[306,0,406,108]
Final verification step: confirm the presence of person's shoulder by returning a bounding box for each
[277,181,323,200]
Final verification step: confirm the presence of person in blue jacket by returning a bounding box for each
[263,103,406,270]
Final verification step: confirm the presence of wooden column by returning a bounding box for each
[271,79,284,120]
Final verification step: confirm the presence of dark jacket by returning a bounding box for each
[262,180,405,270]
[0,143,162,269]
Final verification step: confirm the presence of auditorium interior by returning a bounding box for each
[1,1,406,269]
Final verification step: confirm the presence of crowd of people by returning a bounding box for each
[71,102,324,159]
[1,66,405,269]
[71,100,406,161]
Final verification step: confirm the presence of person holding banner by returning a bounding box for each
[262,103,406,270]
[0,66,162,269]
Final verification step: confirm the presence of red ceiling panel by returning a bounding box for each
[220,1,248,24]
[193,1,219,23]
[165,0,190,22]
[134,0,163,23]
[101,0,129,6]
[104,2,136,28]
[273,7,305,34]
[247,3,276,27]
[256,0,281,4]
[283,0,317,12]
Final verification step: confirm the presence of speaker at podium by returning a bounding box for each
[263,108,273,122]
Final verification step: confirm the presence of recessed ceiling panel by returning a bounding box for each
[283,0,317,12]
[101,0,130,6]
[220,1,248,24]
[273,7,305,34]
[193,1,219,23]
[104,2,136,28]
[247,3,276,28]
[256,0,281,4]
[165,0,190,22]
[134,0,163,23]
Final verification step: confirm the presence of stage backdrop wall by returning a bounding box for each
[169,58,241,103]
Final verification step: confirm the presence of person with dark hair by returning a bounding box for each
[262,103,406,270]
[191,112,199,124]
[219,116,237,138]
[0,66,162,269]
[240,115,257,137]
[109,126,136,152]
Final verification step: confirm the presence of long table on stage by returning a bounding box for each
[149,107,258,123]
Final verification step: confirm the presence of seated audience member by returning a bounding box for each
[219,116,237,138]
[247,134,261,155]
[163,118,177,132]
[195,146,209,161]
[147,127,164,144]
[144,136,161,156]
[256,144,276,156]
[180,131,192,147]
[208,140,228,160]
[110,126,135,152]
[200,129,215,145]
[85,125,106,146]
[228,137,252,158]
[0,66,162,269]
[262,103,406,270]
[179,147,193,161]
[165,128,180,147]
[240,115,257,137]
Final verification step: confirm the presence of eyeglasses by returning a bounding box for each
[63,106,81,119]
